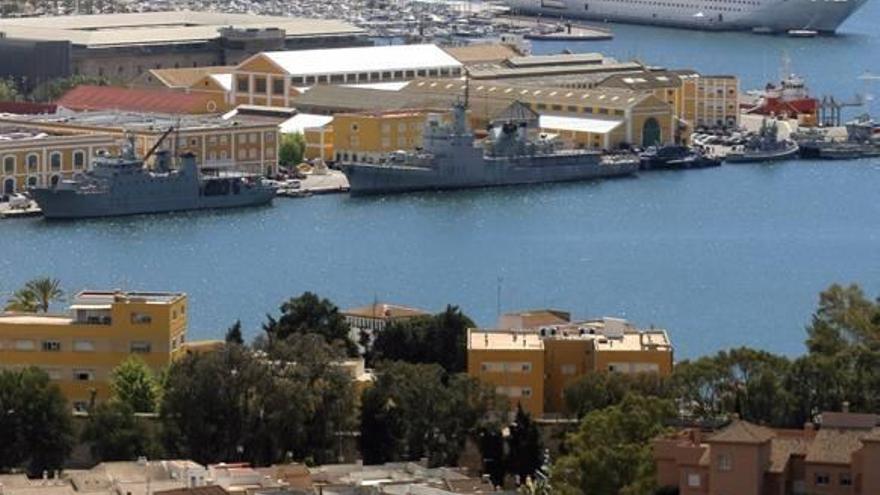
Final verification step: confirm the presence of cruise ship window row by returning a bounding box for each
[611,0,757,6]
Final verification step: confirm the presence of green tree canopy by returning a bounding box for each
[262,292,357,356]
[360,361,503,467]
[0,367,74,475]
[805,283,880,355]
[0,78,19,102]
[82,401,161,461]
[565,371,671,418]
[279,132,306,167]
[551,393,675,495]
[161,337,356,466]
[225,319,244,345]
[110,356,160,413]
[507,405,544,485]
[369,305,474,373]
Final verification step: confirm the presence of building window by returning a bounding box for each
[73,369,95,381]
[717,454,732,472]
[73,340,95,352]
[249,133,257,144]
[130,341,152,354]
[815,473,830,485]
[839,473,852,486]
[561,364,577,375]
[272,77,284,95]
[3,156,14,174]
[41,340,61,351]
[14,339,35,351]
[521,387,532,397]
[236,75,249,92]
[27,176,37,187]
[73,150,85,169]
[46,369,62,380]
[131,312,152,324]
[254,77,267,93]
[26,154,38,172]
[687,474,700,487]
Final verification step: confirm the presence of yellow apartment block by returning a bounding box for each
[333,111,431,163]
[0,290,187,410]
[681,74,739,129]
[468,316,673,418]
[0,112,280,185]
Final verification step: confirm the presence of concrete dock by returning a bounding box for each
[495,15,613,41]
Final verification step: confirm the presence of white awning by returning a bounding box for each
[539,115,624,135]
[279,113,334,134]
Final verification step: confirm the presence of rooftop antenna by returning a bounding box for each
[464,68,470,109]
[496,276,503,320]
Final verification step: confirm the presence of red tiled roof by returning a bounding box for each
[56,85,215,114]
[0,101,57,115]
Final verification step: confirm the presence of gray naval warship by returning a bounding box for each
[31,130,275,219]
[339,102,640,195]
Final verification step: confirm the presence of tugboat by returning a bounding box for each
[725,120,799,163]
[639,145,721,170]
[339,101,640,195]
[31,129,275,219]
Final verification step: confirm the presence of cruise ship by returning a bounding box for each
[506,0,869,33]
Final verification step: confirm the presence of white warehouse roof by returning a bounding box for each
[260,44,462,77]
[279,113,334,134]
[539,115,624,135]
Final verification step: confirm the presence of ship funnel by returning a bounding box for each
[154,150,171,173]
[180,152,198,176]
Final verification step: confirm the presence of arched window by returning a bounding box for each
[50,152,62,171]
[73,150,86,169]
[3,177,14,194]
[26,154,38,172]
[3,156,14,174]
[27,176,37,187]
[50,175,60,187]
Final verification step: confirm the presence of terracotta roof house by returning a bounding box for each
[654,412,880,495]
[56,85,225,114]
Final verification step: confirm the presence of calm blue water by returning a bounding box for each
[2,10,880,359]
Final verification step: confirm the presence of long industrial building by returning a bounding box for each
[0,11,368,91]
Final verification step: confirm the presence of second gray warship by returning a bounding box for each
[339,102,639,195]
[31,130,275,219]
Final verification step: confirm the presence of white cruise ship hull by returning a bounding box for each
[507,0,868,32]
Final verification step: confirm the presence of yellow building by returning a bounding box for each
[679,73,739,129]
[467,315,673,418]
[0,290,187,410]
[0,111,281,186]
[332,111,432,163]
[404,80,675,149]
[231,44,462,108]
[0,128,118,193]
[129,66,235,113]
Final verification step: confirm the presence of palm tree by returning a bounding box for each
[4,277,64,313]
[24,277,65,313]
[4,288,39,312]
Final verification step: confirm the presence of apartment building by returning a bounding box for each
[0,290,187,410]
[654,412,880,495]
[467,314,674,417]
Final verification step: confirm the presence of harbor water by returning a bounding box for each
[2,6,880,359]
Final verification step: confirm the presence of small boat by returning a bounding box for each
[640,145,721,170]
